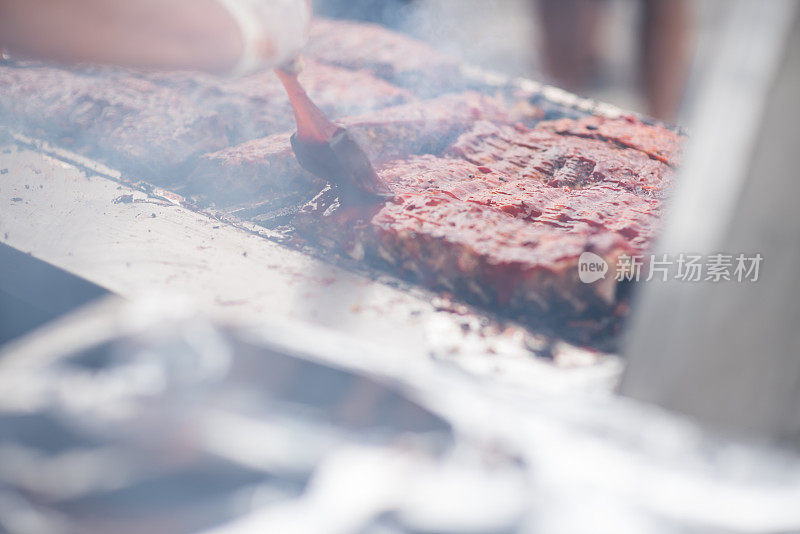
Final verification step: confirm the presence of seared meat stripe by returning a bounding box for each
[0,65,228,180]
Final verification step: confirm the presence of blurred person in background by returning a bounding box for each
[0,0,311,75]
[316,0,692,122]
[537,0,692,121]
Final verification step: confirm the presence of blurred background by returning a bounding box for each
[315,0,729,124]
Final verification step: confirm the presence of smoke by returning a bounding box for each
[398,0,541,79]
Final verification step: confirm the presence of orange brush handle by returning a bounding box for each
[275,67,339,143]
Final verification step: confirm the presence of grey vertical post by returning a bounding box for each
[621,0,800,442]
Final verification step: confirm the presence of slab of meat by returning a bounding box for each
[295,157,633,331]
[187,132,306,207]
[294,119,682,340]
[0,64,228,180]
[0,59,414,183]
[138,60,414,144]
[187,92,521,206]
[305,19,465,97]
[537,115,684,167]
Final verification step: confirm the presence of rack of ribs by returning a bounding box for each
[186,92,530,207]
[295,118,683,341]
[0,60,414,184]
[0,64,229,181]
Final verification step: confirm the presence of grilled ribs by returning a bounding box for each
[0,65,229,180]
[0,60,415,180]
[187,93,521,206]
[295,117,683,339]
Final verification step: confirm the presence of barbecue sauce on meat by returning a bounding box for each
[275,68,339,143]
[294,117,684,346]
[276,67,392,199]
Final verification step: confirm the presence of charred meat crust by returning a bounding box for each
[537,114,684,167]
[445,121,677,198]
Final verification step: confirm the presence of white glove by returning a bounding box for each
[216,0,311,76]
